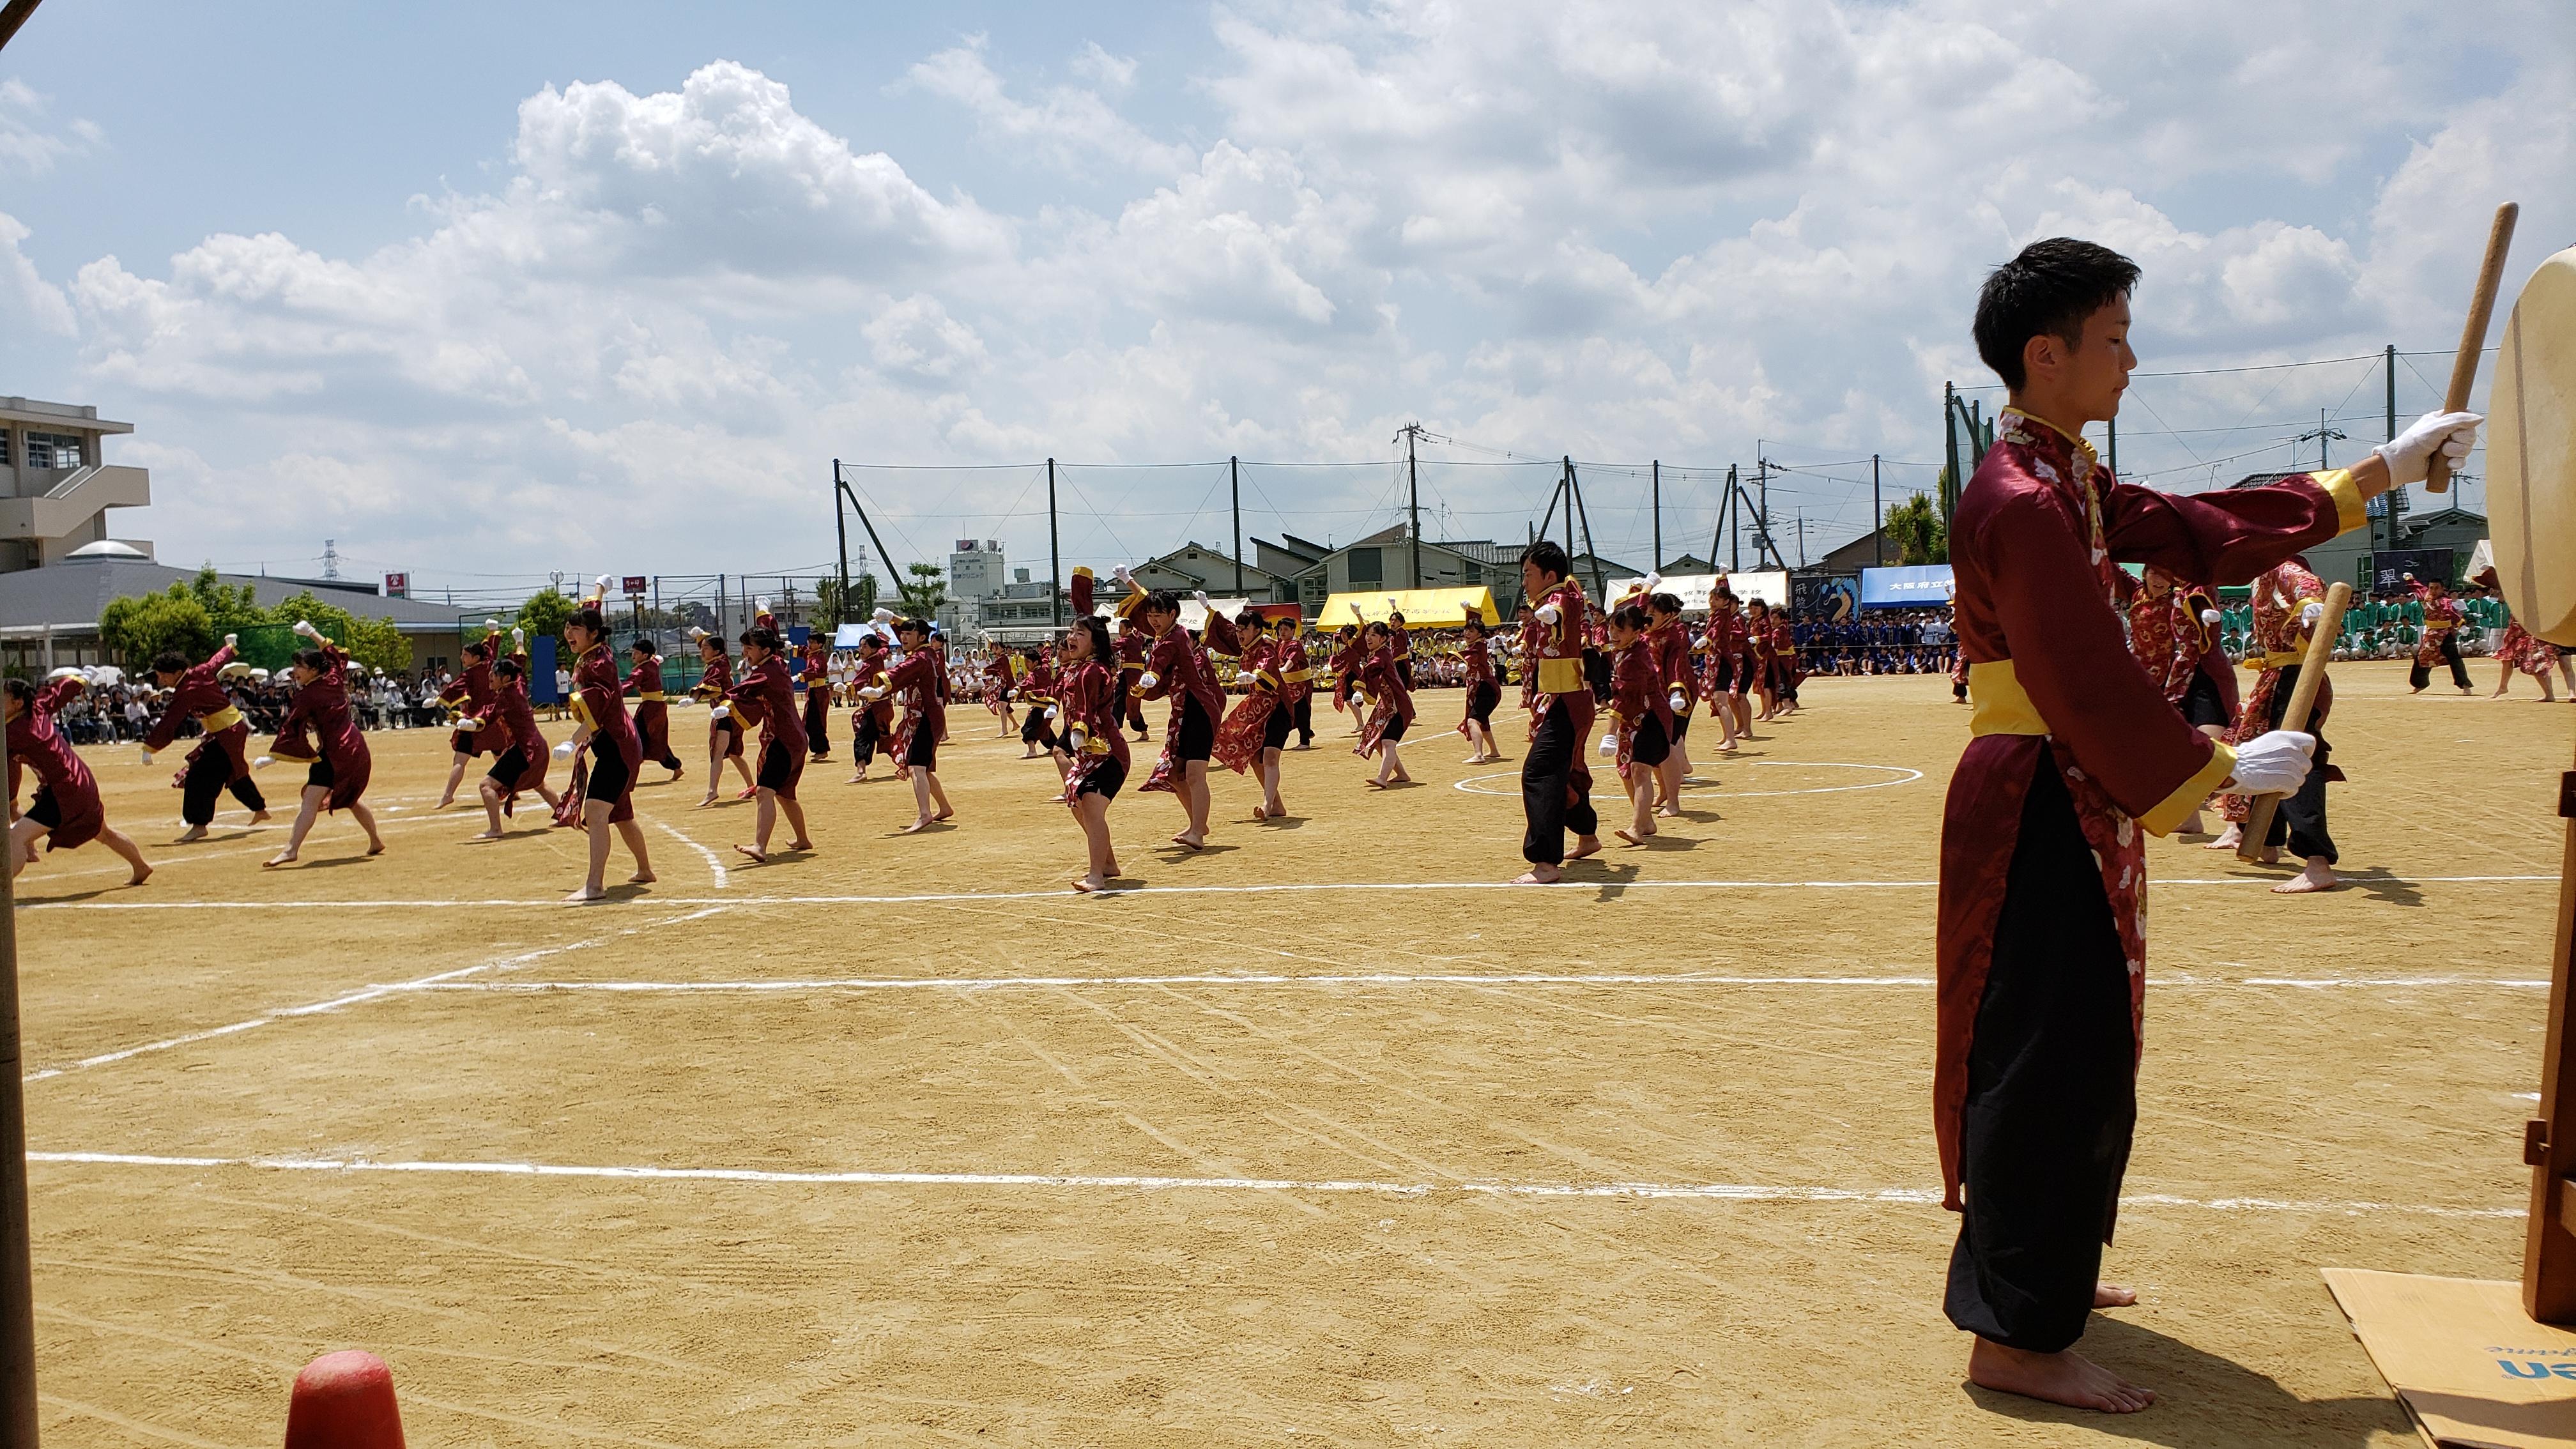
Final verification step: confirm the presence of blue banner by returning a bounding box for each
[529,634,562,705]
[1859,565,1955,608]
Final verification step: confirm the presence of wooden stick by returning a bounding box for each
[0,710,33,1449]
[2240,581,2353,861]
[2429,202,2519,494]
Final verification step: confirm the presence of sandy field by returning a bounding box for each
[13,661,2571,1445]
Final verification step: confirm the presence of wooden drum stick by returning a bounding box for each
[2430,202,2519,494]
[2239,581,2354,861]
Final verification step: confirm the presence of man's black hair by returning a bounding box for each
[1972,237,2140,392]
[151,650,188,677]
[630,638,654,656]
[1520,539,1571,580]
[567,606,608,638]
[739,625,782,652]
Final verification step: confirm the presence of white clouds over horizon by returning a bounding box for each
[4,1,2568,585]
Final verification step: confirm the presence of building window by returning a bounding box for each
[0,431,10,465]
[24,432,82,470]
[1347,547,1382,586]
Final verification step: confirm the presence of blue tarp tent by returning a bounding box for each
[1859,565,1955,608]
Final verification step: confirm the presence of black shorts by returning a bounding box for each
[307,755,337,791]
[1175,695,1216,763]
[1381,714,1409,743]
[2181,670,2230,729]
[1262,703,1293,751]
[1466,680,1499,725]
[26,787,62,831]
[1076,755,1128,801]
[586,744,633,806]
[904,727,938,769]
[1630,714,1671,768]
[485,746,528,786]
[1669,709,1690,741]
[758,739,796,790]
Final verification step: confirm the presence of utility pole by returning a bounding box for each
[2382,342,2399,553]
[1871,454,1883,566]
[1567,457,1606,603]
[1795,512,1808,569]
[1727,464,1742,572]
[1230,456,1243,594]
[832,459,851,625]
[1405,424,1423,589]
[1047,458,1062,629]
[834,475,898,624]
[1756,449,1776,570]
[2106,417,2118,479]
[1561,458,1575,558]
[2297,410,2347,475]
[1650,460,1661,571]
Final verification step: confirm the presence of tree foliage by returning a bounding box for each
[895,562,946,618]
[1883,493,1949,565]
[515,588,578,641]
[98,569,404,673]
[99,589,215,666]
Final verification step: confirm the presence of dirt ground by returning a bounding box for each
[15,661,2572,1446]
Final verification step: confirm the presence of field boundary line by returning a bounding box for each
[24,1150,2524,1218]
[404,972,2556,994]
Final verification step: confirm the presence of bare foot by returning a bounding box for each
[1073,875,1104,894]
[1170,832,1204,850]
[1250,803,1269,820]
[736,787,758,801]
[2254,845,2281,866]
[1567,835,1602,862]
[128,862,153,886]
[173,825,208,844]
[1615,828,1643,846]
[366,841,386,856]
[263,852,296,868]
[1966,1337,2154,1413]
[898,819,932,835]
[628,870,656,884]
[2175,811,2205,836]
[733,844,769,862]
[467,829,503,841]
[2094,1284,2137,1308]
[1655,805,1681,818]
[935,808,955,822]
[696,793,719,809]
[2201,825,2243,852]
[563,885,607,904]
[2273,858,2338,894]
[1512,866,1563,884]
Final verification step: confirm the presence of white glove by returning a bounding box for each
[2228,729,2316,796]
[709,703,732,721]
[484,617,501,629]
[292,618,321,639]
[138,747,154,765]
[1598,733,1618,758]
[1067,725,1087,751]
[1643,571,1662,593]
[2300,602,2324,629]
[1112,566,1133,588]
[871,606,894,624]
[511,627,526,645]
[1535,602,1561,626]
[2200,609,2221,625]
[224,632,238,649]
[253,755,273,770]
[858,686,885,702]
[551,739,578,761]
[459,717,486,732]
[1045,704,1061,723]
[756,595,772,615]
[2374,410,2482,487]
[1667,687,1689,712]
[594,574,611,595]
[1138,670,1160,690]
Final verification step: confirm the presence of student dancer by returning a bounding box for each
[2404,573,2476,694]
[1212,608,1291,818]
[625,639,685,781]
[1699,587,1750,750]
[2204,555,2345,892]
[1327,623,1366,734]
[1769,608,1803,714]
[143,634,269,842]
[846,631,896,781]
[1114,613,1151,740]
[986,648,1021,736]
[1127,585,1225,849]
[1386,608,1416,691]
[1515,542,1601,882]
[871,616,953,832]
[1646,591,1696,808]
[1936,236,2472,1414]
[1053,579,1128,891]
[2481,568,2575,700]
[6,672,151,885]
[260,621,387,868]
[1457,615,1505,763]
[1353,620,1414,787]
[434,621,506,809]
[1600,602,1676,845]
[723,622,813,861]
[1016,647,1061,759]
[799,627,834,763]
[689,629,758,806]
[1276,615,1316,749]
[555,600,655,901]
[2126,566,2235,833]
[468,654,562,838]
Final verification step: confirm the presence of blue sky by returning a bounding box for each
[4,0,2566,595]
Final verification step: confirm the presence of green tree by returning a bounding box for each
[1883,493,1949,565]
[183,565,266,632]
[99,586,217,667]
[516,588,577,641]
[266,590,408,675]
[895,562,946,618]
[854,572,880,618]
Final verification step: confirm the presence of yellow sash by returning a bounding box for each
[1536,656,1586,695]
[201,705,245,733]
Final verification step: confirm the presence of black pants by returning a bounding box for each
[1520,705,1597,866]
[803,687,831,758]
[1945,756,2135,1354]
[853,710,880,766]
[1292,693,1314,746]
[1022,707,1057,749]
[180,746,264,826]
[2257,664,2337,863]
[2410,632,2471,691]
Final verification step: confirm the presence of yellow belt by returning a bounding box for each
[2426,618,2457,630]
[1537,656,1588,696]
[201,705,245,733]
[1965,661,2046,736]
[1282,668,1312,682]
[2242,649,2304,669]
[570,697,595,729]
[635,691,667,702]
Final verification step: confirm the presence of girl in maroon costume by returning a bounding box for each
[261,622,387,868]
[558,603,655,902]
[467,655,561,839]
[690,630,758,807]
[1456,615,1503,763]
[1054,606,1129,893]
[873,616,953,833]
[6,673,151,885]
[1353,620,1415,788]
[723,623,813,862]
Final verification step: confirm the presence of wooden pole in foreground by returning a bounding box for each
[0,716,34,1448]
[2238,581,2350,861]
[2428,202,2518,494]
[2525,710,2576,1321]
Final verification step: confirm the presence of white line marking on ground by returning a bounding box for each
[1455,760,1924,798]
[23,1151,2522,1217]
[2235,976,2550,988]
[26,874,2551,910]
[408,972,2559,995]
[653,820,728,889]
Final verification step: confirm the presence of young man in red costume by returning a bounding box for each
[1514,540,1600,882]
[144,634,270,841]
[1936,236,2480,1414]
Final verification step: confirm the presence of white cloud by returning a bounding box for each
[0,210,73,337]
[0,78,101,178]
[905,36,1190,176]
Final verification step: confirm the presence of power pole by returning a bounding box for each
[1405,424,1423,589]
[0,696,31,1449]
[1230,456,1243,594]
[1650,460,1661,571]
[1567,457,1606,603]
[2382,342,2398,553]
[2106,417,2118,479]
[1756,450,1776,569]
[1727,464,1742,572]
[1047,458,1062,629]
[1868,454,1883,566]
[1795,512,1808,569]
[832,458,851,625]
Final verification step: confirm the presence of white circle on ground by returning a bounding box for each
[1450,762,1924,799]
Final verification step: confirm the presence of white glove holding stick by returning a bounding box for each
[2227,730,2316,796]
[2200,610,2221,625]
[224,632,238,649]
[1535,602,1561,626]
[138,748,155,765]
[1598,732,1618,758]
[2374,411,2482,487]
[553,739,578,760]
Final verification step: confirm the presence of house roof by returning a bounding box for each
[0,560,474,636]
[1251,533,1330,566]
[1436,539,1523,566]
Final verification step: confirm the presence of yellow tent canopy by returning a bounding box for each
[1317,586,1499,629]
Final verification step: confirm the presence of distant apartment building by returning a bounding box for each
[1,395,153,572]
